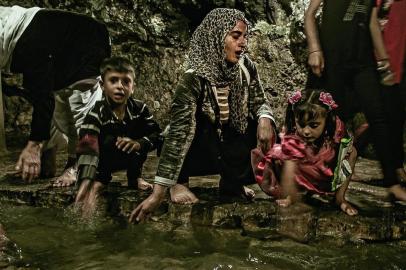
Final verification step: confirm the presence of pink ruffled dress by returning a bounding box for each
[252,117,346,195]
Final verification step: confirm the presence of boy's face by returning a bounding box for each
[101,71,134,106]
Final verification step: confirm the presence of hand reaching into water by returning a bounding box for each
[116,137,141,154]
[129,184,167,223]
[15,141,42,182]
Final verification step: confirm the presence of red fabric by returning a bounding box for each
[76,134,99,155]
[378,0,406,83]
[252,117,346,195]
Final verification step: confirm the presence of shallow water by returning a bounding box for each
[1,205,406,270]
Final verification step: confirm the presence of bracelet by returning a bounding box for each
[308,49,322,55]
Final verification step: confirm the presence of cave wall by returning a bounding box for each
[0,0,309,134]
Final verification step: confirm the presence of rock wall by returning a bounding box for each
[0,0,309,134]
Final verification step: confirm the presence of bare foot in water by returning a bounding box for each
[170,184,199,204]
[137,178,153,191]
[276,195,293,207]
[53,166,77,187]
[82,181,105,218]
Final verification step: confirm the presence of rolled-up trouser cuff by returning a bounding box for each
[154,176,175,187]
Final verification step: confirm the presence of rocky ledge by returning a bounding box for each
[0,152,405,245]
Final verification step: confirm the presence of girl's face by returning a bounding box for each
[295,112,327,144]
[224,20,248,64]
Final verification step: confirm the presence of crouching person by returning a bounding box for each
[75,56,161,217]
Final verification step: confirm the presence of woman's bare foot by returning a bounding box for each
[170,184,199,204]
[339,200,358,216]
[276,195,293,207]
[137,178,153,191]
[53,166,77,187]
[243,186,255,200]
[388,184,406,201]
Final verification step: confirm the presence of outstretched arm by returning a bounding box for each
[304,0,324,77]
[276,160,299,207]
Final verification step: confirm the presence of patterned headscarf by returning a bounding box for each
[186,8,250,133]
[186,8,249,85]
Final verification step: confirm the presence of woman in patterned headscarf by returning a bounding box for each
[130,8,275,223]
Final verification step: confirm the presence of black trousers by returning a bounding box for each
[177,115,257,195]
[10,9,111,141]
[309,65,398,187]
[97,136,148,187]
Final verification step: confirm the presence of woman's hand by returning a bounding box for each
[257,117,275,154]
[116,137,141,154]
[129,184,167,223]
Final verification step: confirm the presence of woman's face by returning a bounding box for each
[224,20,248,64]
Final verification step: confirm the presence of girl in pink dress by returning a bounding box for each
[252,89,358,216]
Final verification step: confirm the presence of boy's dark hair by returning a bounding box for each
[285,89,337,140]
[100,56,135,80]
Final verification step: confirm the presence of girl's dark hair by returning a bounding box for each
[100,56,135,80]
[285,89,337,139]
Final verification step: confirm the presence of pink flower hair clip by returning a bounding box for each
[319,92,338,110]
[288,90,302,104]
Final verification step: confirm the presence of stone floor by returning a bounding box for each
[0,147,405,245]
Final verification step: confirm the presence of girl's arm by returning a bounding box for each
[279,160,299,205]
[304,0,324,77]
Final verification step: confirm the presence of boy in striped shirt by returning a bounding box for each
[75,56,161,217]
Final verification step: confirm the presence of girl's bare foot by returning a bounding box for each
[82,181,104,218]
[137,178,153,191]
[276,195,293,207]
[388,184,406,201]
[243,186,255,200]
[53,166,77,187]
[339,200,358,216]
[396,168,406,182]
[170,184,199,204]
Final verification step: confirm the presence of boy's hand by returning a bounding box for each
[116,137,141,154]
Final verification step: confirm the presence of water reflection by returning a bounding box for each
[0,205,405,270]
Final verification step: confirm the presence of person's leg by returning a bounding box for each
[218,120,257,200]
[126,151,152,190]
[381,83,406,181]
[171,115,221,204]
[353,67,406,200]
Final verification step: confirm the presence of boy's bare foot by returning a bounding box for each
[75,179,92,203]
[170,184,199,204]
[137,178,153,191]
[388,184,406,201]
[53,166,77,187]
[82,181,105,218]
[243,186,255,200]
[339,200,358,216]
[276,195,293,207]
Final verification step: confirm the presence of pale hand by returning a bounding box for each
[308,51,324,77]
[257,118,275,154]
[15,141,42,182]
[116,137,141,154]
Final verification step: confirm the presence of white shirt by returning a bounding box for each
[0,5,41,71]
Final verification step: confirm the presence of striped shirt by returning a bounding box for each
[76,96,161,181]
[215,86,230,124]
